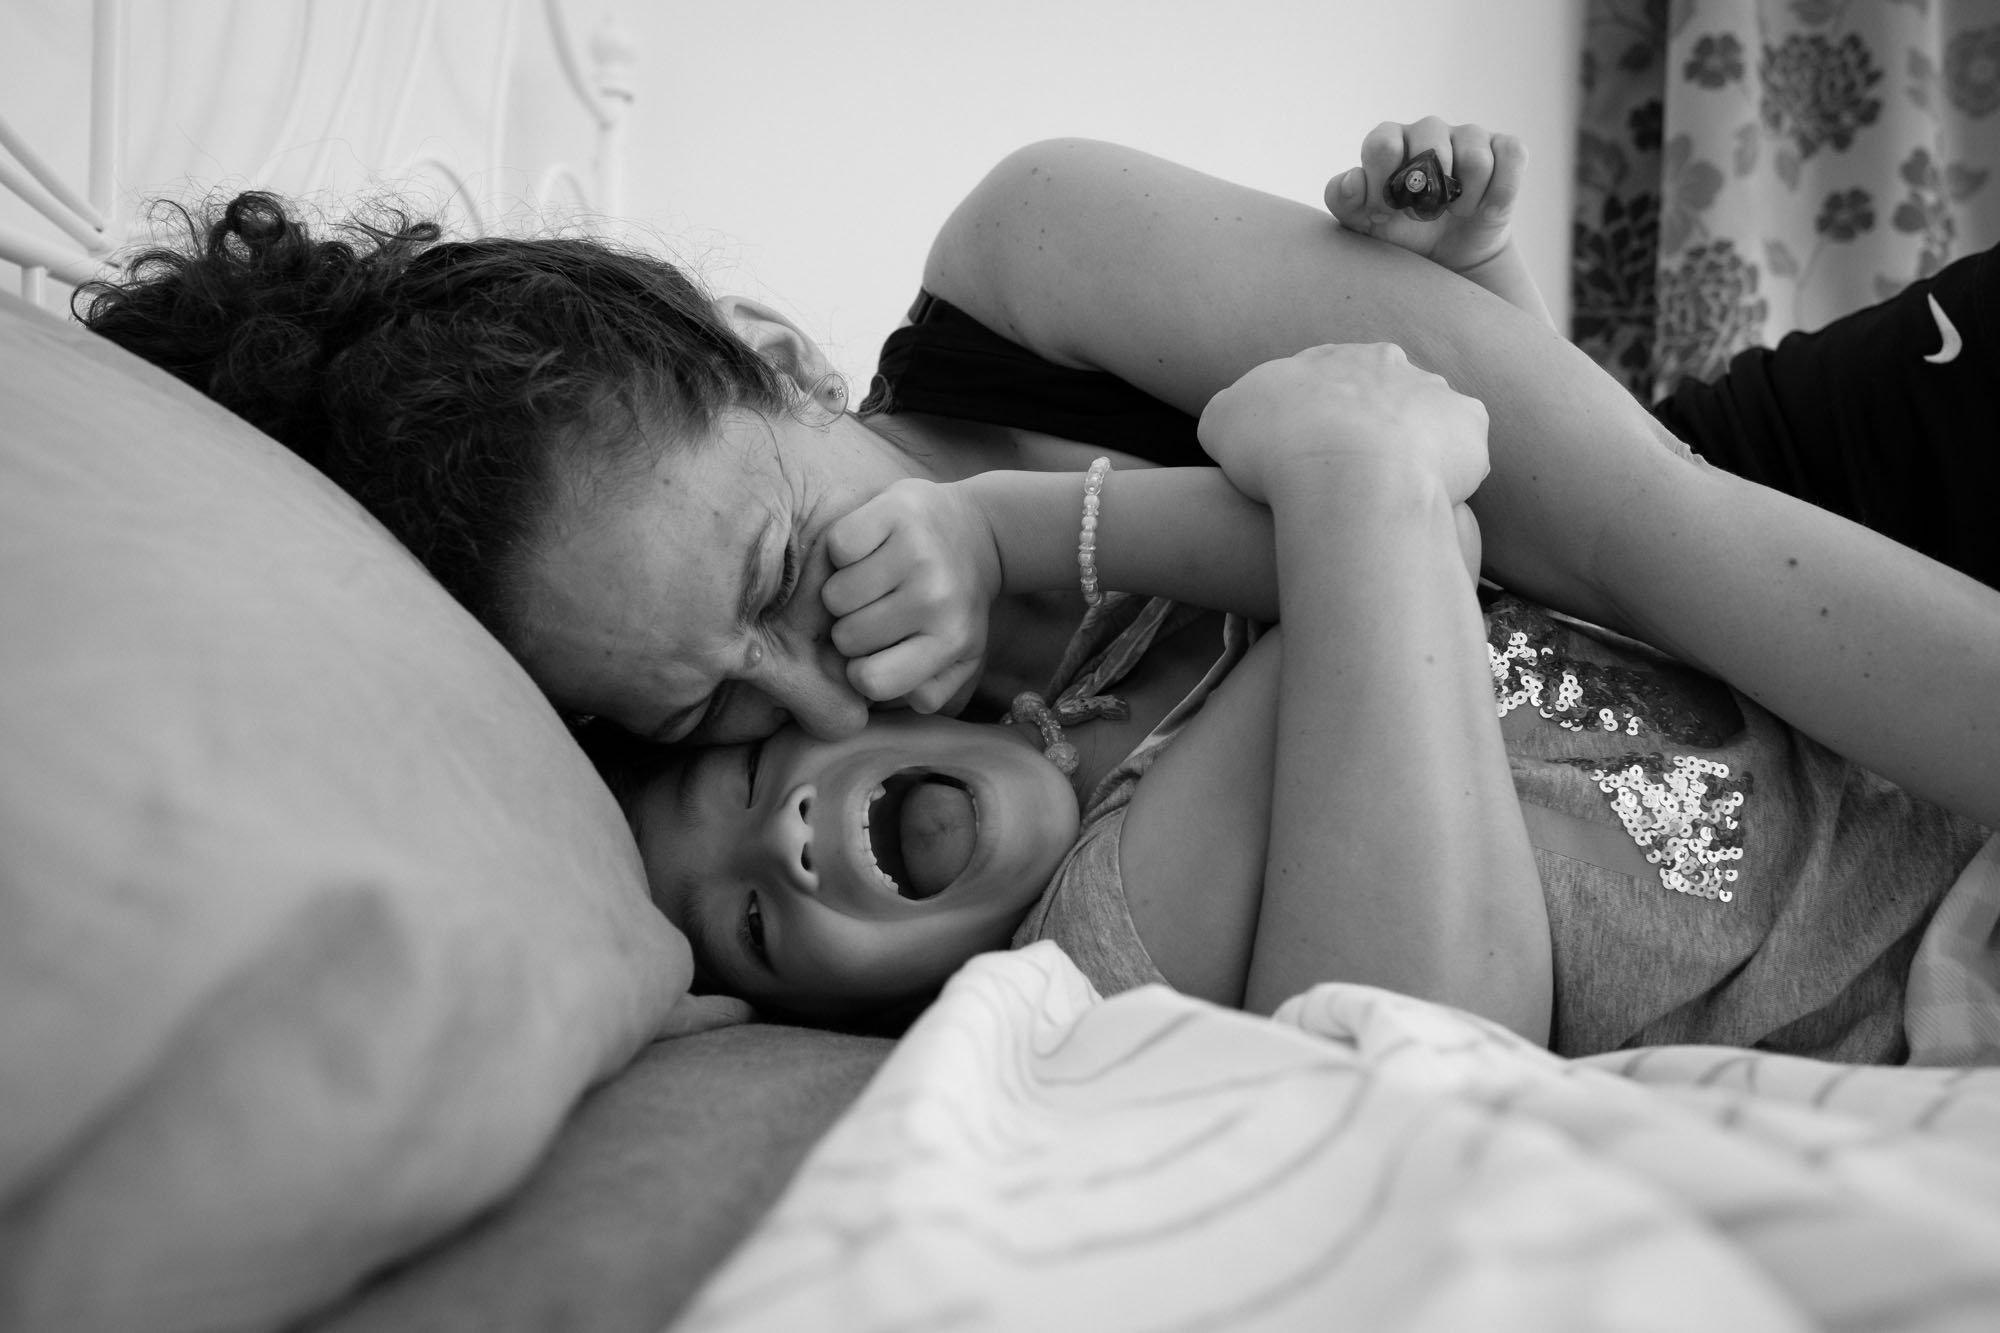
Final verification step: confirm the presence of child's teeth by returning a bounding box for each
[859,784,891,888]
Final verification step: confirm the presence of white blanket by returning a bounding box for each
[678,938,2000,1332]
[1906,833,2000,1066]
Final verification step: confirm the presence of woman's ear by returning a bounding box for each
[712,294,836,396]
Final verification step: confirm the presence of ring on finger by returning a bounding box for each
[1384,148,1463,221]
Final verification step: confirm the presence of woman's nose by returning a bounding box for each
[759,782,819,894]
[761,636,868,740]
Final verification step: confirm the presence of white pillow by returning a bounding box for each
[0,293,691,1332]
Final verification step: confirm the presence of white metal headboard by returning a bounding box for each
[0,0,636,313]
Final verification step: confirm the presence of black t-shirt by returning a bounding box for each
[860,290,1203,462]
[1650,241,1996,588]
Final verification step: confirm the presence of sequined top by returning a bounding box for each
[1013,592,1989,1062]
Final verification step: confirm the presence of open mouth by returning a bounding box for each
[862,770,978,900]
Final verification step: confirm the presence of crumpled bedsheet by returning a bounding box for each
[677,927,2000,1332]
[1906,832,2000,1067]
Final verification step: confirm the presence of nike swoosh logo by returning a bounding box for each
[1924,292,1963,364]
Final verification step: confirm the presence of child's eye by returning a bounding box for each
[741,892,770,968]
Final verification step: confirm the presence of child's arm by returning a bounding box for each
[1324,117,1554,329]
[822,465,1483,711]
[1122,344,1550,1036]
[1214,349,1546,1034]
[821,467,1275,711]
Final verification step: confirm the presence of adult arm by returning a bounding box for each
[925,138,2000,829]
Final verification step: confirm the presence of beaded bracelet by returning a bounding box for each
[1078,456,1111,607]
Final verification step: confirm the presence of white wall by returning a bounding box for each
[4,0,1582,385]
[616,0,1585,387]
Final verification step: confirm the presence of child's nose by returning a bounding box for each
[759,782,818,894]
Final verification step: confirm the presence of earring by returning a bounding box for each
[816,373,849,414]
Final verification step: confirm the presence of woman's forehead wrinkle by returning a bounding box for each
[565,411,809,735]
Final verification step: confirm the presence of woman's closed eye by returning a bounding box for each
[763,538,802,620]
[681,539,802,744]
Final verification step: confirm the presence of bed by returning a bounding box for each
[4,6,2000,1331]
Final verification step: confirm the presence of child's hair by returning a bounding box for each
[77,192,794,639]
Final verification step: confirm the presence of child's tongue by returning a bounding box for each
[897,781,977,898]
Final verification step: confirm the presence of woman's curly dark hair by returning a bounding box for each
[76,192,794,634]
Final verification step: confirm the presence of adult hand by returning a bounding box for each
[822,476,1003,712]
[1196,342,1490,509]
[1324,117,1526,276]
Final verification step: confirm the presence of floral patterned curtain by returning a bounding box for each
[1571,0,2000,401]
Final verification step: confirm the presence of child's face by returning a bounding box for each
[630,712,1080,1020]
